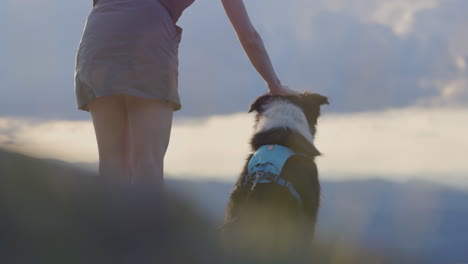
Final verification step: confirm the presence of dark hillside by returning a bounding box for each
[1,149,437,263]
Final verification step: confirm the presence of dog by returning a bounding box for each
[223,92,328,261]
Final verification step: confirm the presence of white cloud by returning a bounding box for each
[316,107,468,175]
[420,56,468,106]
[165,113,254,178]
[247,0,441,38]
[1,107,467,189]
[456,56,466,70]
[366,0,440,36]
[0,119,97,163]
[440,78,466,101]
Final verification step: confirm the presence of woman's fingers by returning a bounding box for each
[269,85,301,96]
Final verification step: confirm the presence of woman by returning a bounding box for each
[75,0,298,185]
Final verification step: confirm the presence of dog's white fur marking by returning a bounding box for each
[256,99,315,144]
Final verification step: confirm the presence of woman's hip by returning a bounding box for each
[76,0,180,74]
[78,0,178,55]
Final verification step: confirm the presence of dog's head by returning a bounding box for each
[249,92,329,137]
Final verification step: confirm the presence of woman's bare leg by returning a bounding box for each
[124,95,173,186]
[88,95,131,183]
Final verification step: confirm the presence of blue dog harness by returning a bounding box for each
[243,145,303,206]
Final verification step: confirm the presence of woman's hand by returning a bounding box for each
[268,84,301,96]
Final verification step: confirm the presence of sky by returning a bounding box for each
[1,0,467,187]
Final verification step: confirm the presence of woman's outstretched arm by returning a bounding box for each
[221,0,298,96]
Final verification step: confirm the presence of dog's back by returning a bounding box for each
[223,93,328,261]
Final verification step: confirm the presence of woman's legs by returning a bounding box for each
[88,94,173,186]
[124,95,173,186]
[88,95,131,183]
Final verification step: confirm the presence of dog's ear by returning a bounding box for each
[301,92,329,106]
[300,92,329,135]
[301,93,329,115]
[248,94,272,113]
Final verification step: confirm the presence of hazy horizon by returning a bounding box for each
[1,105,467,190]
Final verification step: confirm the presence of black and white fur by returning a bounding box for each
[223,93,328,260]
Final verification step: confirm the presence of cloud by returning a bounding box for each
[248,0,441,36]
[367,0,440,35]
[1,0,466,120]
[242,0,466,111]
[0,118,97,163]
[1,107,467,189]
[316,107,468,175]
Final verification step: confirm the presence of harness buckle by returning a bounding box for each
[251,171,264,191]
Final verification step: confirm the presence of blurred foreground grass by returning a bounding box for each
[0,149,430,263]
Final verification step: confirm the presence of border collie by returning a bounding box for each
[223,93,328,261]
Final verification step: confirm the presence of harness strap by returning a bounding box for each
[275,177,302,206]
[242,145,304,207]
[243,170,303,207]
